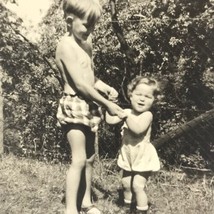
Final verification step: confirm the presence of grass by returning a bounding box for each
[0,154,213,214]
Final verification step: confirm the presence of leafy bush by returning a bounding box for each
[1,0,214,168]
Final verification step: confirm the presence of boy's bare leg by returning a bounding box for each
[65,125,87,214]
[81,154,95,206]
[82,130,96,207]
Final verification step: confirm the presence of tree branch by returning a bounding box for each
[153,108,214,148]
[109,0,135,65]
[8,23,63,88]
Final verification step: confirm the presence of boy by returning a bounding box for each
[55,0,126,214]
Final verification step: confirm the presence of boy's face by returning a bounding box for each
[70,15,96,42]
[130,83,155,113]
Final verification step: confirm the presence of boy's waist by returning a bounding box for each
[63,92,86,101]
[62,92,100,108]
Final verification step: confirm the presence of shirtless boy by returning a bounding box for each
[55,0,125,213]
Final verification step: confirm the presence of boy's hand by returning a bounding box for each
[108,87,118,102]
[94,80,119,102]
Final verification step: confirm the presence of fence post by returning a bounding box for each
[0,70,3,154]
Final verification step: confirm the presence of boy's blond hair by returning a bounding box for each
[63,0,102,24]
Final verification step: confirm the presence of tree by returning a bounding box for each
[0,2,67,161]
[0,67,3,154]
[1,0,214,168]
[93,0,214,166]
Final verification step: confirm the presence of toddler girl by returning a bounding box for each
[106,76,161,214]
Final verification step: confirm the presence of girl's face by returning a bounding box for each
[130,83,155,114]
[71,16,96,42]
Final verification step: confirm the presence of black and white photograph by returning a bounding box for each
[0,0,214,213]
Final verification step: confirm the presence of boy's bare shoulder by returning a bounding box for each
[56,36,77,60]
[56,36,74,52]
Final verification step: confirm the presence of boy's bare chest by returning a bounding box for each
[76,46,94,80]
[78,52,92,70]
[75,43,92,67]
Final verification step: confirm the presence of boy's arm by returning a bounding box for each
[94,78,118,102]
[56,40,125,118]
[94,78,112,94]
[125,111,153,135]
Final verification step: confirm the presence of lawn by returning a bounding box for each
[0,154,213,214]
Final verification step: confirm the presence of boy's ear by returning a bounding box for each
[66,15,73,26]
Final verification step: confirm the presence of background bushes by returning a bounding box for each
[1,0,214,168]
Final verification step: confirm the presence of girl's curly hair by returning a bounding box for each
[127,76,161,99]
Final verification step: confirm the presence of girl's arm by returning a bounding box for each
[105,108,128,124]
[125,111,153,135]
[105,112,123,124]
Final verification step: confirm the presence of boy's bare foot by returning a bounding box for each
[81,204,101,214]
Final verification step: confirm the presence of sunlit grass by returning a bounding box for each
[0,154,213,214]
[0,154,66,214]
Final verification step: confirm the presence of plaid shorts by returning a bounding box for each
[56,93,102,132]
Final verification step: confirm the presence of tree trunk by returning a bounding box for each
[0,70,3,154]
[153,108,214,149]
[109,0,136,65]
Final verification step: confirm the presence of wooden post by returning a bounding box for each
[153,108,214,149]
[0,69,3,154]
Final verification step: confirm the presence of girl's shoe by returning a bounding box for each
[135,202,153,214]
[135,210,147,214]
[81,205,101,214]
[119,203,135,214]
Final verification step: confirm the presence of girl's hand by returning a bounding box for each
[106,102,126,119]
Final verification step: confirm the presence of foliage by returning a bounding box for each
[0,3,68,162]
[94,0,214,109]
[1,0,214,167]
[92,0,214,167]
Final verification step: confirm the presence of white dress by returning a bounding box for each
[117,112,160,172]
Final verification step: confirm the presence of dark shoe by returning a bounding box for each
[119,203,134,214]
[120,204,136,214]
[61,191,66,204]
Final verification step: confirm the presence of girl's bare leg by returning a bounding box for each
[121,171,133,204]
[133,172,150,210]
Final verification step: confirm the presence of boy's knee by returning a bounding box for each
[72,159,87,169]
